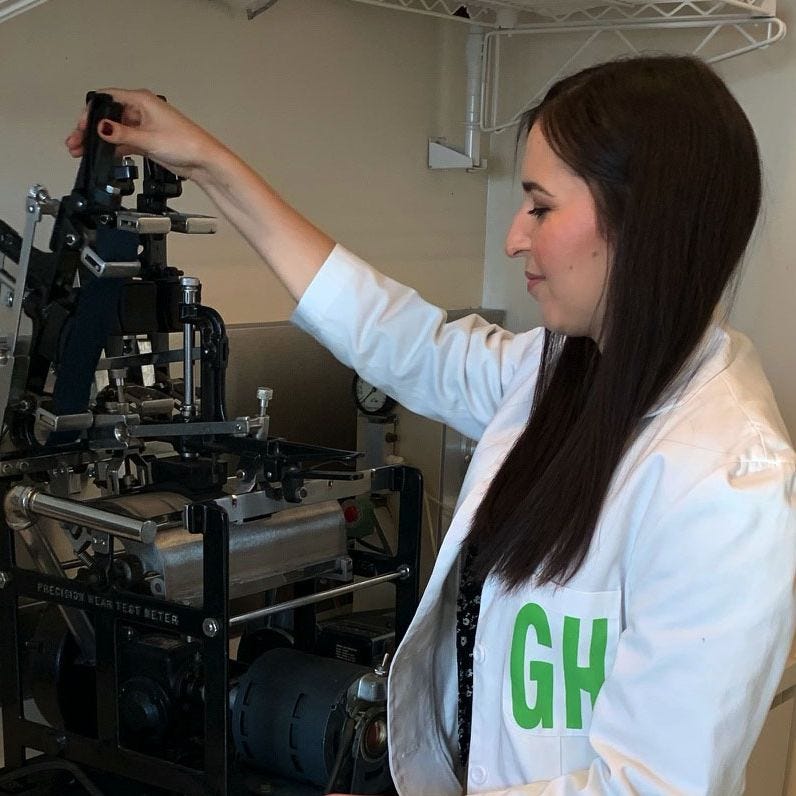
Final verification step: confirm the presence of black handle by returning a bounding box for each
[73,91,125,210]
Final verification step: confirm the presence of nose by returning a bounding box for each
[504,209,530,259]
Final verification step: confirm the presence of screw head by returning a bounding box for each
[256,387,273,402]
[65,233,79,247]
[202,618,220,638]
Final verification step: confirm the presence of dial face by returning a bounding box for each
[353,376,396,416]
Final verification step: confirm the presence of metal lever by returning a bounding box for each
[5,485,158,544]
[168,213,217,234]
[116,211,172,235]
[80,245,141,278]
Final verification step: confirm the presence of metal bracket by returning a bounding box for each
[80,245,141,278]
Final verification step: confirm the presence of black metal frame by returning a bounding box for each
[0,464,422,795]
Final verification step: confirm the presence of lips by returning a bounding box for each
[525,272,545,291]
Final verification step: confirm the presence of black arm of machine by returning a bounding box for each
[0,93,422,796]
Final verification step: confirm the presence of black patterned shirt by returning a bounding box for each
[456,544,484,766]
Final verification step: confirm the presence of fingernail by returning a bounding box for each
[100,121,113,136]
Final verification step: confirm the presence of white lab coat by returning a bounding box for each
[292,245,796,796]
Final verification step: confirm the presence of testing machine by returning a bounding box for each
[0,93,421,795]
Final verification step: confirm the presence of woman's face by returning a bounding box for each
[505,124,610,342]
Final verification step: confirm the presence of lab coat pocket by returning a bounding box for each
[500,583,622,741]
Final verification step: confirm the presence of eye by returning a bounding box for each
[528,206,550,219]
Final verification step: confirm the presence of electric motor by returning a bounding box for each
[232,647,391,794]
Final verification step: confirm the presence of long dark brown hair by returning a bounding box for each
[466,55,762,589]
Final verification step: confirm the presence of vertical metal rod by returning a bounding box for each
[180,277,200,420]
[199,502,231,793]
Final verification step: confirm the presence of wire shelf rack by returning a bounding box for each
[342,1,784,131]
[345,0,779,27]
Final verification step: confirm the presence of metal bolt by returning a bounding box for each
[0,571,10,589]
[4,291,14,307]
[202,618,220,638]
[2,464,12,474]
[257,387,273,418]
[375,653,391,677]
[18,461,29,472]
[74,197,87,211]
[298,487,308,499]
[65,233,78,247]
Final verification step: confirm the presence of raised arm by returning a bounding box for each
[65,88,332,301]
[66,90,541,434]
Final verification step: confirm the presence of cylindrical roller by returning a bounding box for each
[111,492,347,605]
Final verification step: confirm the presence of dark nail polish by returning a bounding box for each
[100,121,113,136]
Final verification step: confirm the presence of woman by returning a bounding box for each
[67,55,795,794]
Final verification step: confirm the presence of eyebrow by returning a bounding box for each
[522,181,554,198]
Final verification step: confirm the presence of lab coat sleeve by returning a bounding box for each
[291,244,543,440]
[477,457,796,796]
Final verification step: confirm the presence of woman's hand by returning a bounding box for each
[64,89,223,181]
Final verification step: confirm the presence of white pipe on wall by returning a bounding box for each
[464,26,485,168]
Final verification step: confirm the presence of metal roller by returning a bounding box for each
[107,492,347,605]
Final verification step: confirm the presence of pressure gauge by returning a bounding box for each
[352,375,396,417]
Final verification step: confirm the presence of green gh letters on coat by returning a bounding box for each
[510,603,608,730]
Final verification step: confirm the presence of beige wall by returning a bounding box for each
[481,10,796,437]
[0,0,488,323]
